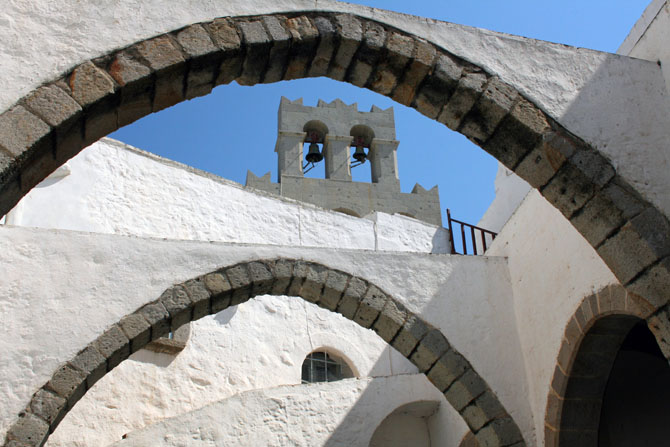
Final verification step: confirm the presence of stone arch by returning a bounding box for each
[544,284,670,446]
[369,400,440,447]
[0,11,666,311]
[3,258,523,447]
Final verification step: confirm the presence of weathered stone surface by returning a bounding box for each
[438,70,487,130]
[23,85,82,128]
[474,390,507,424]
[444,369,487,411]
[0,106,51,159]
[176,24,217,58]
[647,306,670,358]
[413,54,462,119]
[69,345,106,387]
[237,20,271,85]
[308,16,337,77]
[67,61,117,107]
[205,271,232,314]
[460,77,519,143]
[284,16,319,80]
[484,98,551,170]
[261,16,290,83]
[628,256,670,310]
[337,276,367,320]
[320,269,350,310]
[5,413,49,447]
[570,176,647,247]
[46,364,87,405]
[269,259,294,295]
[108,51,153,126]
[475,417,524,446]
[349,21,386,87]
[160,286,193,330]
[247,261,274,296]
[410,328,450,372]
[393,39,436,106]
[329,14,363,80]
[138,301,171,339]
[30,388,66,425]
[182,279,211,320]
[392,315,429,357]
[206,18,243,85]
[459,431,479,447]
[542,147,615,219]
[94,324,130,369]
[298,262,328,303]
[119,313,152,353]
[598,207,670,285]
[353,285,387,328]
[515,129,576,189]
[108,51,152,87]
[462,403,488,431]
[227,263,252,305]
[134,35,185,72]
[176,24,220,98]
[372,298,408,342]
[369,32,413,94]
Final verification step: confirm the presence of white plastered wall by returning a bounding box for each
[1,1,669,219]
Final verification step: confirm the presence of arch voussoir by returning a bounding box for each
[3,257,525,447]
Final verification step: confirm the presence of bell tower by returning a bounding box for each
[246,97,441,226]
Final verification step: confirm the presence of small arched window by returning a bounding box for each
[301,350,354,384]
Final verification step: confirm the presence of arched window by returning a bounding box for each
[301,350,354,384]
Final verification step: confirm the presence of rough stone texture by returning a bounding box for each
[46,365,87,406]
[337,276,367,320]
[205,18,243,85]
[410,328,450,372]
[160,286,193,330]
[629,257,670,311]
[392,315,430,357]
[348,21,386,87]
[261,16,290,83]
[94,325,130,370]
[182,279,211,321]
[426,349,468,392]
[67,62,117,108]
[0,106,51,160]
[372,298,408,342]
[133,35,186,111]
[515,130,576,189]
[444,369,488,411]
[476,417,524,446]
[237,20,271,85]
[369,32,414,95]
[392,39,436,106]
[138,302,171,340]
[29,389,66,426]
[598,207,670,285]
[5,413,48,447]
[269,259,294,296]
[284,16,319,80]
[69,345,106,388]
[22,85,82,129]
[352,285,387,328]
[413,54,462,119]
[175,24,219,99]
[107,51,153,126]
[438,71,487,130]
[308,16,337,77]
[320,270,349,310]
[329,14,363,81]
[483,98,551,170]
[226,263,252,305]
[118,313,152,353]
[460,77,519,144]
[298,262,328,303]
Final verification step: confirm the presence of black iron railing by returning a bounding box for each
[446,209,498,255]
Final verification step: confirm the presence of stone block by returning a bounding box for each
[413,54,462,119]
[160,286,193,331]
[353,285,387,328]
[444,368,487,411]
[308,16,337,77]
[182,279,211,321]
[206,18,243,85]
[67,61,117,108]
[369,32,414,95]
[647,306,670,358]
[320,270,350,310]
[94,324,130,370]
[23,85,82,129]
[628,256,670,311]
[247,261,274,297]
[227,263,252,305]
[348,21,386,87]
[373,298,408,343]
[284,16,319,80]
[475,417,523,446]
[484,98,551,170]
[69,345,106,388]
[515,129,576,189]
[541,148,615,219]
[270,259,294,295]
[108,51,153,127]
[329,14,363,81]
[474,390,507,424]
[0,106,52,161]
[30,388,66,426]
[570,176,647,247]
[460,77,519,144]
[119,313,152,353]
[299,262,328,303]
[438,71,487,130]
[462,404,488,431]
[261,16,290,83]
[598,207,670,284]
[176,24,220,99]
[5,413,49,447]
[410,328,450,372]
[237,20,271,85]
[133,35,186,111]
[392,315,429,357]
[393,39,436,106]
[46,364,87,406]
[203,271,232,313]
[138,301,171,339]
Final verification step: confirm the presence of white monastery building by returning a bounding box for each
[1,1,670,447]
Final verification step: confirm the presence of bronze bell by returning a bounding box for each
[305,142,323,163]
[353,146,367,163]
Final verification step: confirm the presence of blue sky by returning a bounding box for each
[110,1,650,227]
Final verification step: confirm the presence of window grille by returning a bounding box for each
[301,351,350,383]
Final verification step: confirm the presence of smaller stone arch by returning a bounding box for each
[544,284,670,446]
[3,258,524,447]
[369,400,440,447]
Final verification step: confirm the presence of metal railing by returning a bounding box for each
[446,209,498,255]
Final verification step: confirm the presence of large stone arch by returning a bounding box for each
[3,258,523,447]
[0,11,667,316]
[544,284,670,446]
